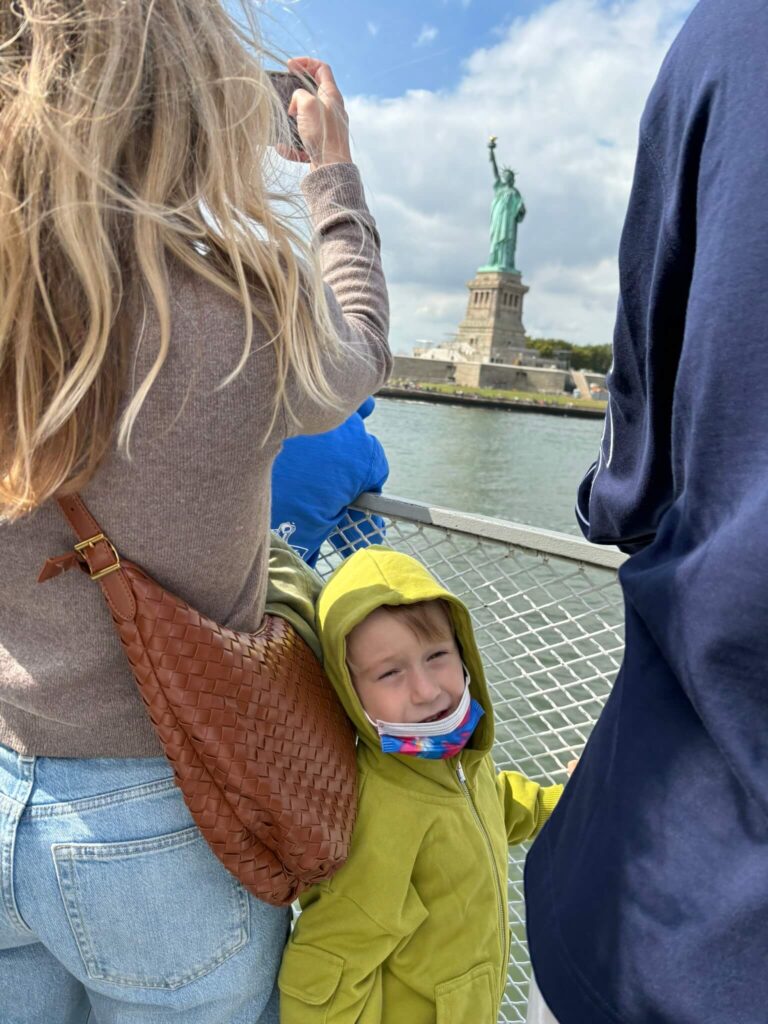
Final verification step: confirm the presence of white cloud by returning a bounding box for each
[416,24,439,47]
[345,0,694,351]
[367,21,379,37]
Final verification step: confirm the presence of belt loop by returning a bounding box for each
[16,753,35,782]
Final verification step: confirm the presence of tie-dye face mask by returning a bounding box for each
[367,672,485,760]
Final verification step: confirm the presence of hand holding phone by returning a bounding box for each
[269,59,352,171]
[268,71,314,154]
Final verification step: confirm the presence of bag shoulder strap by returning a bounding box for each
[40,493,136,622]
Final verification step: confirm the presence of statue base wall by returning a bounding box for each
[455,269,529,364]
[391,355,569,395]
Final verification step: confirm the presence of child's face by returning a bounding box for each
[346,605,465,725]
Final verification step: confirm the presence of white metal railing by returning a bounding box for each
[317,494,626,1024]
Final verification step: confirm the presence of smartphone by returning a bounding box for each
[267,71,316,153]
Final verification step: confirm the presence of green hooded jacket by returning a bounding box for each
[277,547,563,1024]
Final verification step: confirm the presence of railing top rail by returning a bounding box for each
[351,492,628,571]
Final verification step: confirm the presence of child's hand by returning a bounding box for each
[566,759,579,777]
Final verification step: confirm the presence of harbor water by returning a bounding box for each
[369,397,605,534]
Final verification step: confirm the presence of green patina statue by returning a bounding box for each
[481,136,526,273]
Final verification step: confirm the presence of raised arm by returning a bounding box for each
[270,59,392,442]
[489,136,501,184]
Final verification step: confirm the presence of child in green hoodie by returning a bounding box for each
[278,546,565,1024]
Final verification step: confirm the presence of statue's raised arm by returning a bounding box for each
[489,136,501,185]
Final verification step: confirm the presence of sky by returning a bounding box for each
[237,0,697,353]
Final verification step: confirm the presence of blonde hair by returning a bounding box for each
[0,0,343,520]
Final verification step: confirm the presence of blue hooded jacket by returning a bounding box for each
[525,3,768,1021]
[271,398,389,567]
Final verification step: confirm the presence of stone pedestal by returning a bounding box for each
[455,270,529,364]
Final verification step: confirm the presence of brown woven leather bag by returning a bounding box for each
[38,493,357,907]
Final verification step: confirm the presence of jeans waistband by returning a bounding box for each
[0,741,173,809]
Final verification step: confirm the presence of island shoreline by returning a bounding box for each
[376,386,606,420]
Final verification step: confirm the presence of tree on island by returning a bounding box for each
[526,337,612,375]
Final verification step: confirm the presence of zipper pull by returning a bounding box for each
[457,762,467,785]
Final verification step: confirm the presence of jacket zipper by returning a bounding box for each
[456,759,507,998]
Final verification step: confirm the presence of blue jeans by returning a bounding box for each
[0,742,289,1024]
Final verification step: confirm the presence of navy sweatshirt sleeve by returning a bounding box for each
[576,129,693,554]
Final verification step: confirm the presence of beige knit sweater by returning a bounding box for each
[0,163,391,757]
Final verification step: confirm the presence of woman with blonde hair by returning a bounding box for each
[0,2,391,1021]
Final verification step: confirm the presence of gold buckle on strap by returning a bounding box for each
[73,533,122,581]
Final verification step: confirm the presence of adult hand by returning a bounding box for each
[566,759,579,777]
[283,58,352,172]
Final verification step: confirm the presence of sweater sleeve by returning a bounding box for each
[576,130,693,554]
[278,163,392,440]
[496,771,563,844]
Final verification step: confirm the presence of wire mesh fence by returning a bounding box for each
[316,494,626,1024]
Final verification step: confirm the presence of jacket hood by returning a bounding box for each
[317,547,494,774]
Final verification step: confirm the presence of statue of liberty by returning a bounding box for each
[481,137,526,273]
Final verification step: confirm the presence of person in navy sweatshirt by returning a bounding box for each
[271,397,389,567]
[524,2,768,1022]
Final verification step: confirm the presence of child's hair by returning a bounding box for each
[0,0,344,520]
[377,599,455,644]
